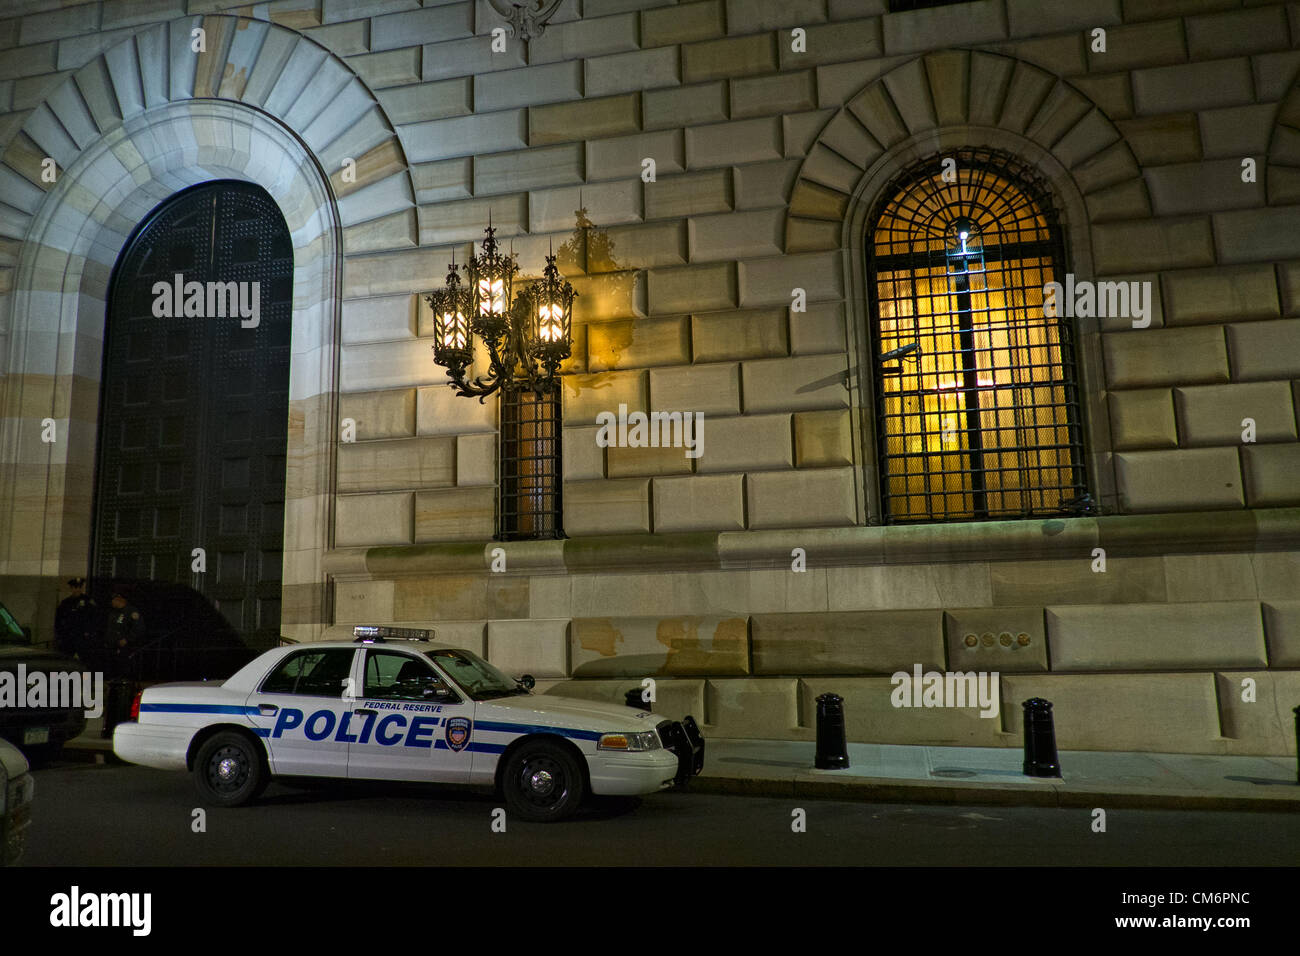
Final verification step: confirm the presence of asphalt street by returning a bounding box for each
[17,758,1300,866]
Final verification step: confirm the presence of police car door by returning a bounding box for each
[245,647,360,777]
[347,648,475,783]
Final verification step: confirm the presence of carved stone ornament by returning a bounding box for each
[485,0,566,41]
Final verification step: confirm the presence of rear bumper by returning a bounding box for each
[112,720,193,771]
[0,709,87,750]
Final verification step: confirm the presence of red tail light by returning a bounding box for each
[129,690,143,721]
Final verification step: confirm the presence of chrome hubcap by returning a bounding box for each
[207,744,250,794]
[529,769,555,794]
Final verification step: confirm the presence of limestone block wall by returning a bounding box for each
[323,523,1300,755]
[208,0,1300,541]
[1,0,1299,754]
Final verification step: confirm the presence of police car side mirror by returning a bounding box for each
[517,674,535,691]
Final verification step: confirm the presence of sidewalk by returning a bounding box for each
[64,725,1300,812]
[689,739,1300,812]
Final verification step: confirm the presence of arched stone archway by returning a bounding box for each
[0,16,413,641]
[782,51,1145,521]
[784,51,1146,257]
[1265,71,1300,205]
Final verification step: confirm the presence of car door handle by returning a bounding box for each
[258,704,278,715]
[354,708,377,716]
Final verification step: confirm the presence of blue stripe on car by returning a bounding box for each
[138,707,604,746]
[140,704,258,715]
[473,719,603,742]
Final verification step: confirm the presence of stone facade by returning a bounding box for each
[1,0,1298,756]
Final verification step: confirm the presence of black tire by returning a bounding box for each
[501,739,586,823]
[193,731,265,808]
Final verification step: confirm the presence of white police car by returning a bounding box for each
[113,627,704,822]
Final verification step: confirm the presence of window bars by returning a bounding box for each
[866,148,1088,524]
[497,387,563,540]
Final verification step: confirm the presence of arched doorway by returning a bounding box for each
[91,180,293,648]
[865,148,1089,524]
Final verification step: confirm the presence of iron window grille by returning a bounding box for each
[497,386,563,540]
[866,148,1089,524]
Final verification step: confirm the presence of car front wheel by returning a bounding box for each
[193,731,266,808]
[502,740,585,823]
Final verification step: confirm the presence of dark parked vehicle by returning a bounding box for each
[82,579,260,683]
[0,601,88,766]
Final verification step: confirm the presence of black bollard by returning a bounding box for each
[1022,697,1061,778]
[624,687,651,712]
[814,693,849,769]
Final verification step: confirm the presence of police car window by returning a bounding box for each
[364,651,450,702]
[261,649,356,697]
[426,649,517,700]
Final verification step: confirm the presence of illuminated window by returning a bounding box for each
[499,387,563,540]
[866,148,1088,523]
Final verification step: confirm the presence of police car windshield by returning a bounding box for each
[425,649,523,700]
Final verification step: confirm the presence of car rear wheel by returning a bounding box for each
[193,731,265,808]
[502,740,585,823]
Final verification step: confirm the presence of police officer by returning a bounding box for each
[105,591,145,680]
[53,577,102,661]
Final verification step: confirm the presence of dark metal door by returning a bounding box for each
[92,180,292,648]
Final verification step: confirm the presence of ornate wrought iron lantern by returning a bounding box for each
[426,257,472,377]
[425,226,576,401]
[517,251,575,376]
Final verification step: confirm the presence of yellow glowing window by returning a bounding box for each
[499,386,562,541]
[866,149,1088,523]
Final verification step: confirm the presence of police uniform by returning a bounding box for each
[106,601,144,679]
[54,591,101,660]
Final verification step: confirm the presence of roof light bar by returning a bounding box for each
[353,625,435,643]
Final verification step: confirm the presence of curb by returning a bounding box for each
[687,772,1300,813]
[61,739,1300,812]
[60,740,115,763]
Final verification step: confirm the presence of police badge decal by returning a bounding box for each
[445,717,472,753]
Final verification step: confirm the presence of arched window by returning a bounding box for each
[866,148,1088,523]
[93,180,293,646]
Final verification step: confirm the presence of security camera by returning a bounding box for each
[879,342,920,362]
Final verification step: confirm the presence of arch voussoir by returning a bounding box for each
[784,50,1146,258]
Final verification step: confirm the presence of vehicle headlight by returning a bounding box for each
[598,731,661,752]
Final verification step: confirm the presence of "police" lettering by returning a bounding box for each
[375,714,405,745]
[270,707,444,749]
